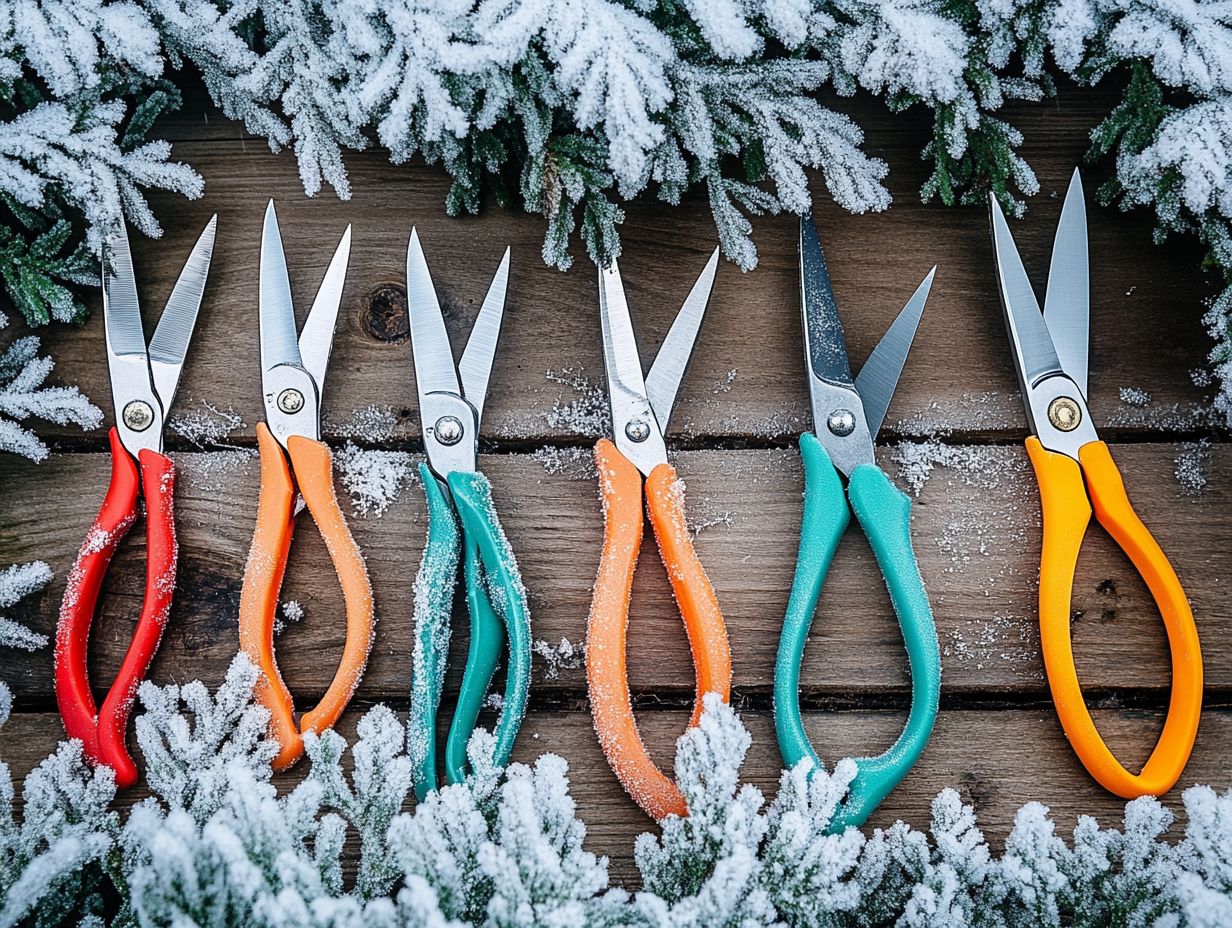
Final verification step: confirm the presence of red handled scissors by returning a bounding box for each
[55,215,217,788]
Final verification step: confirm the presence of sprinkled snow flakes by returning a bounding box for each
[335,442,419,517]
[182,448,258,493]
[483,692,505,711]
[943,613,1041,677]
[689,506,735,538]
[544,367,611,437]
[530,445,597,481]
[168,401,245,447]
[1107,395,1217,430]
[713,369,738,393]
[275,599,305,635]
[1119,386,1152,407]
[893,392,1014,437]
[1192,367,1214,388]
[532,637,585,681]
[1175,440,1212,496]
[892,440,1026,497]
[324,404,405,443]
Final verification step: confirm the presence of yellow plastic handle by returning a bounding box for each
[1027,436,1202,797]
[239,423,300,769]
[287,435,375,742]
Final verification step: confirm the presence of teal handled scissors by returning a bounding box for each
[406,229,530,799]
[774,216,941,831]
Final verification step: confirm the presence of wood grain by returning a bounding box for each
[2,443,1226,703]
[3,707,1228,883]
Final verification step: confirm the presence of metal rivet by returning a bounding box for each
[123,400,154,432]
[625,419,650,443]
[1048,396,1082,432]
[434,415,464,445]
[827,409,856,437]
[277,389,305,414]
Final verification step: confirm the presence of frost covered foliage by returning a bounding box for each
[2,673,1232,926]
[0,560,52,728]
[0,334,101,461]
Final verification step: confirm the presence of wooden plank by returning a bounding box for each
[17,86,1215,449]
[3,707,1229,884]
[2,443,1227,701]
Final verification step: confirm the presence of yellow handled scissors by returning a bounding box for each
[989,169,1203,798]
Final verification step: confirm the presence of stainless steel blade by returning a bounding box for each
[989,195,1065,391]
[854,266,935,440]
[1042,169,1090,396]
[298,225,351,393]
[645,247,718,432]
[102,217,147,360]
[599,260,665,476]
[799,217,855,390]
[458,246,510,428]
[147,215,217,412]
[260,200,304,374]
[406,228,462,401]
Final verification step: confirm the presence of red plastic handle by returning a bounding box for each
[56,428,140,763]
[97,449,178,787]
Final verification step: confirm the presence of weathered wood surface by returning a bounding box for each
[3,708,1228,882]
[1,443,1228,703]
[1,74,1228,889]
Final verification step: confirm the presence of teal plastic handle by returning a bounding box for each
[446,470,531,780]
[409,463,461,800]
[773,433,941,831]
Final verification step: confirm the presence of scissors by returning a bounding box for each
[238,201,374,771]
[55,214,217,788]
[988,170,1203,797]
[587,248,732,821]
[773,217,941,831]
[404,229,530,799]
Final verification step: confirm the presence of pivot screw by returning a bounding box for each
[625,419,651,443]
[827,409,856,437]
[277,389,305,415]
[1048,396,1082,432]
[434,415,464,446]
[123,400,154,432]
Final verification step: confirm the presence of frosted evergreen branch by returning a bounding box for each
[0,335,101,462]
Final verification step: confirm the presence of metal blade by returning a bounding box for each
[855,266,935,440]
[799,217,855,390]
[102,217,147,360]
[298,225,351,392]
[1042,169,1090,396]
[989,195,1065,389]
[458,246,510,427]
[406,228,462,403]
[260,200,304,374]
[645,247,718,431]
[147,215,217,411]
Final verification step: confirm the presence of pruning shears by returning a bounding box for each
[774,217,941,831]
[989,169,1203,797]
[405,229,530,800]
[238,201,374,771]
[587,249,732,821]
[55,215,217,789]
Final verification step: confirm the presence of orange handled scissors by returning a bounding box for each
[587,249,732,821]
[238,201,374,770]
[989,170,1203,797]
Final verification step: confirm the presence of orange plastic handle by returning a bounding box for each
[239,425,375,770]
[239,423,300,769]
[586,439,731,820]
[1027,436,1202,797]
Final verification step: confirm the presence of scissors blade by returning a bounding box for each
[297,225,351,392]
[458,246,510,427]
[147,215,217,411]
[855,266,935,441]
[102,217,147,361]
[800,217,856,392]
[1042,169,1090,396]
[260,200,304,375]
[989,194,1065,389]
[406,228,462,404]
[645,247,718,431]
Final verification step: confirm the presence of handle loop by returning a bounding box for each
[774,433,940,830]
[1027,437,1202,797]
[587,439,731,820]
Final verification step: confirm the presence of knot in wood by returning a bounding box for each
[362,284,409,341]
